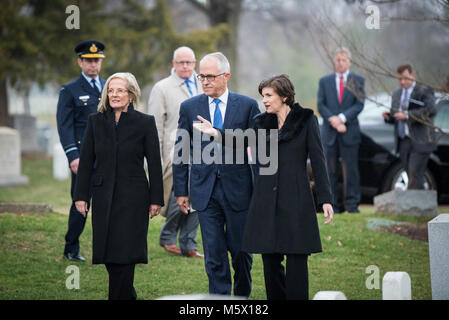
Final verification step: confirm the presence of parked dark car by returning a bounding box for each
[311,93,449,207]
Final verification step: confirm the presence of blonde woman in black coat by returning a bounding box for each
[74,72,164,300]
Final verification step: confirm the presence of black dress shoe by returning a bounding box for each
[347,208,360,214]
[64,252,86,262]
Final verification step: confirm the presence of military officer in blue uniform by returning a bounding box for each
[57,40,106,262]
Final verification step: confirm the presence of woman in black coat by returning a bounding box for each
[74,72,164,300]
[193,74,334,300]
[243,74,334,300]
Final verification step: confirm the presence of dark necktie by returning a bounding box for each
[91,79,100,95]
[398,89,409,139]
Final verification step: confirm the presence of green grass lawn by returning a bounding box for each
[0,154,438,300]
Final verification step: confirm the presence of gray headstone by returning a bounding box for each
[0,202,52,214]
[373,189,437,217]
[428,214,449,300]
[0,127,29,187]
[11,114,39,152]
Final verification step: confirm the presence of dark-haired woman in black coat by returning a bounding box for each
[74,72,164,300]
[193,74,334,300]
[242,74,334,300]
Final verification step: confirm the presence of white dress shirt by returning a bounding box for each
[82,72,101,93]
[208,88,229,124]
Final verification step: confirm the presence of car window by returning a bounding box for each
[359,93,391,124]
[435,101,449,131]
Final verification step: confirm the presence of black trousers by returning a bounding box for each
[64,171,90,255]
[398,137,430,189]
[324,137,360,212]
[105,263,137,300]
[261,253,309,300]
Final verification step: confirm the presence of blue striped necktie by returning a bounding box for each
[184,79,194,97]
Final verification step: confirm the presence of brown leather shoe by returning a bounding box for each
[183,250,204,259]
[162,244,181,255]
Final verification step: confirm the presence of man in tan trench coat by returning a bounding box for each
[147,46,203,258]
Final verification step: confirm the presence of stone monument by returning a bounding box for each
[428,214,449,300]
[11,114,39,152]
[0,127,29,187]
[373,189,437,217]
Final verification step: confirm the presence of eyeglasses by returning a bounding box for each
[197,73,226,82]
[175,61,196,66]
[107,88,129,95]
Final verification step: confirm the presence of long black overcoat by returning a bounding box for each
[74,105,164,264]
[241,103,332,254]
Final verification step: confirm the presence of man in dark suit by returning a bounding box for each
[173,52,260,297]
[317,47,365,213]
[382,64,437,189]
[56,40,106,262]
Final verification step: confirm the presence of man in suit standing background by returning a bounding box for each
[382,64,437,189]
[317,47,365,213]
[56,40,106,262]
[147,46,203,258]
[173,52,260,297]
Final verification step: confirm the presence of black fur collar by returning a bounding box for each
[254,102,313,142]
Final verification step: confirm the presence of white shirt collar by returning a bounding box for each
[405,81,416,94]
[336,69,350,81]
[172,70,196,83]
[82,72,100,85]
[208,88,229,105]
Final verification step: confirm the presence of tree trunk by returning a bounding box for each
[208,0,241,91]
[187,0,242,91]
[23,87,31,115]
[0,78,10,127]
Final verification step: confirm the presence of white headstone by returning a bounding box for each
[313,291,347,300]
[428,214,449,300]
[382,272,411,300]
[53,143,69,180]
[0,127,29,187]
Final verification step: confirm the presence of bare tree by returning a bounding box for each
[305,0,449,141]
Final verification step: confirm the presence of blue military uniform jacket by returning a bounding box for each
[57,75,106,164]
